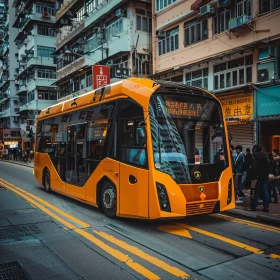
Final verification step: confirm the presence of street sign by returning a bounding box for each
[113,68,130,79]
[92,65,110,90]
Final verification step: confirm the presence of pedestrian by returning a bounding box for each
[272,149,280,195]
[13,148,18,161]
[30,149,34,161]
[234,145,245,198]
[246,145,270,212]
[18,147,22,162]
[267,152,279,203]
[26,148,30,162]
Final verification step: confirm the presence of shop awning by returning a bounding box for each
[254,115,280,121]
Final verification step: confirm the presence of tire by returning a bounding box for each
[43,169,51,193]
[101,181,116,218]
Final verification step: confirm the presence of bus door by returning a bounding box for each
[118,102,149,218]
[66,123,87,199]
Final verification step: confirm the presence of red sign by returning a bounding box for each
[92,65,110,90]
[195,155,200,164]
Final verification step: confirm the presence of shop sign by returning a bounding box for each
[257,85,280,117]
[218,92,254,124]
[4,141,18,145]
[92,65,110,90]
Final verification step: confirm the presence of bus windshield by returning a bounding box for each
[149,94,228,184]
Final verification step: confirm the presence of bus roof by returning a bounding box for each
[38,78,212,120]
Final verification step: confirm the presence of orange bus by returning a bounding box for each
[34,78,235,219]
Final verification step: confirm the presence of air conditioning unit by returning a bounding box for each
[25,49,34,55]
[156,30,166,39]
[116,9,124,17]
[257,61,275,83]
[199,4,214,16]
[229,15,251,30]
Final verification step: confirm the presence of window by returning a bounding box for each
[184,19,208,47]
[136,9,152,33]
[259,0,280,15]
[119,100,147,168]
[213,0,252,34]
[134,54,151,76]
[214,55,253,90]
[36,3,55,16]
[158,26,179,56]
[37,46,55,57]
[28,90,35,102]
[38,25,55,37]
[156,0,178,12]
[37,69,57,79]
[185,68,208,90]
[105,18,124,41]
[38,91,57,100]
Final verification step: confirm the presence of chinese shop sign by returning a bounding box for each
[218,92,254,124]
[92,65,110,90]
[165,101,203,118]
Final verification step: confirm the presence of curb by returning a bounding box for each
[0,160,33,169]
[226,208,280,226]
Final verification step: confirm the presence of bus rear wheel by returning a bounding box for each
[101,181,116,218]
[43,168,51,193]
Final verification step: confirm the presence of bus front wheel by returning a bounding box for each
[43,168,51,193]
[101,181,116,218]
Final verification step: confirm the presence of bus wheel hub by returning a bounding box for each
[103,188,114,209]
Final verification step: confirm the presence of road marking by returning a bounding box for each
[76,229,160,280]
[94,230,189,279]
[158,225,192,239]
[0,179,76,229]
[213,214,280,234]
[0,178,161,279]
[177,223,280,259]
[0,178,90,228]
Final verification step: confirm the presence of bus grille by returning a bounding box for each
[186,202,216,216]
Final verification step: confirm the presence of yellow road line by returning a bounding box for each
[177,223,280,258]
[0,178,90,229]
[213,214,280,234]
[0,180,76,229]
[94,230,189,279]
[0,178,161,279]
[76,229,160,280]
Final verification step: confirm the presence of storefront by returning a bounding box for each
[217,92,255,151]
[255,84,280,152]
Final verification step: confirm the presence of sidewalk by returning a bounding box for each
[1,159,280,225]
[227,190,280,226]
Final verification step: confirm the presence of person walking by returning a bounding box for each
[246,145,270,212]
[234,145,245,198]
[267,152,279,203]
[13,148,18,161]
[26,147,30,162]
[18,147,22,162]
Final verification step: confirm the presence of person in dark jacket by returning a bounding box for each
[246,145,270,212]
[267,152,279,203]
[234,145,245,197]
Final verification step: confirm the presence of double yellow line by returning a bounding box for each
[0,178,190,279]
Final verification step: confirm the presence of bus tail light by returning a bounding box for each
[156,182,171,212]
[227,179,233,205]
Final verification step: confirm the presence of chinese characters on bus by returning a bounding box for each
[165,101,203,118]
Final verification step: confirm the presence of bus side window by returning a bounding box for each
[119,100,147,168]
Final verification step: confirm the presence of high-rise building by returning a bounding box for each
[12,0,57,149]
[0,0,21,147]
[152,0,280,151]
[54,0,152,101]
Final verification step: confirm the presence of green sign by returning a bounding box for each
[257,85,280,117]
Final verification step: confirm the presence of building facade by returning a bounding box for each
[54,0,152,101]
[12,0,57,149]
[0,0,21,148]
[152,0,280,152]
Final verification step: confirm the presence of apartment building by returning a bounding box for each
[0,0,21,148]
[153,0,280,151]
[12,0,57,149]
[54,0,152,101]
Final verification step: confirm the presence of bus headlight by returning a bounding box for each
[227,179,233,205]
[156,183,171,212]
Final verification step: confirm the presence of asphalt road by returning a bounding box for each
[0,161,280,280]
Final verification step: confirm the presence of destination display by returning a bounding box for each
[165,101,203,118]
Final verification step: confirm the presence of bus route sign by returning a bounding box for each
[92,65,110,90]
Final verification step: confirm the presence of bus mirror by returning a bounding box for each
[136,127,146,145]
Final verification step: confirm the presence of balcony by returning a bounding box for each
[56,0,79,21]
[26,78,57,92]
[0,108,10,118]
[19,99,57,113]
